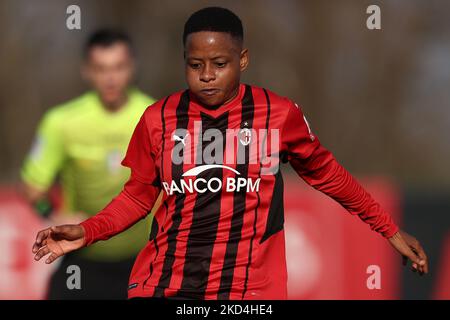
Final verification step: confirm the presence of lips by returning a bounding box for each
[200,88,220,96]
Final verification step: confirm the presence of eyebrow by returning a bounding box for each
[186,55,228,61]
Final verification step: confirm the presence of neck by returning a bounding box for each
[100,93,128,113]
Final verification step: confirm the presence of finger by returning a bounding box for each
[411,244,425,262]
[415,261,425,275]
[35,228,50,245]
[408,245,427,275]
[404,245,423,267]
[420,260,428,275]
[421,264,427,275]
[45,252,61,264]
[34,238,48,251]
[32,241,42,254]
[32,230,50,253]
[414,244,429,274]
[34,246,50,261]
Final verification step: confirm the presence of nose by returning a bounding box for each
[200,64,215,82]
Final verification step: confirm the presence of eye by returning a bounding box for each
[189,63,201,69]
[216,62,227,68]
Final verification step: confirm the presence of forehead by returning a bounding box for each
[184,31,241,58]
[87,42,132,62]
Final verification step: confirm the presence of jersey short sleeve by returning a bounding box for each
[21,110,65,191]
[121,111,160,186]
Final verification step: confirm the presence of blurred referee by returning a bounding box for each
[21,29,159,299]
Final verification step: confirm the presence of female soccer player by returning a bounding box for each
[32,7,428,300]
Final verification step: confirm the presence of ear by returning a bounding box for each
[240,48,249,72]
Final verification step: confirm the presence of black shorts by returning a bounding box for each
[46,252,135,300]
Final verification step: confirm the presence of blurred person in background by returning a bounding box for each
[21,29,158,299]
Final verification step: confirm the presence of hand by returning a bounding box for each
[388,230,429,275]
[32,225,86,264]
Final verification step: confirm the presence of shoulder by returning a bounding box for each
[141,89,186,119]
[248,84,300,114]
[38,93,92,131]
[129,88,157,110]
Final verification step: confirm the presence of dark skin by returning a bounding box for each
[184,31,248,108]
[32,31,429,277]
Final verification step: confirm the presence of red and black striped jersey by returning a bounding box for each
[80,83,399,299]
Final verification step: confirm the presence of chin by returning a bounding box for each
[198,96,225,107]
[102,95,121,104]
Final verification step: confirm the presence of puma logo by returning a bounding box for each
[172,133,189,146]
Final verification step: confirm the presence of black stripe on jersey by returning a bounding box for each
[260,170,284,243]
[147,217,159,280]
[260,89,284,244]
[179,111,229,298]
[218,85,255,299]
[143,95,170,289]
[149,216,159,241]
[153,91,190,297]
[241,88,271,298]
